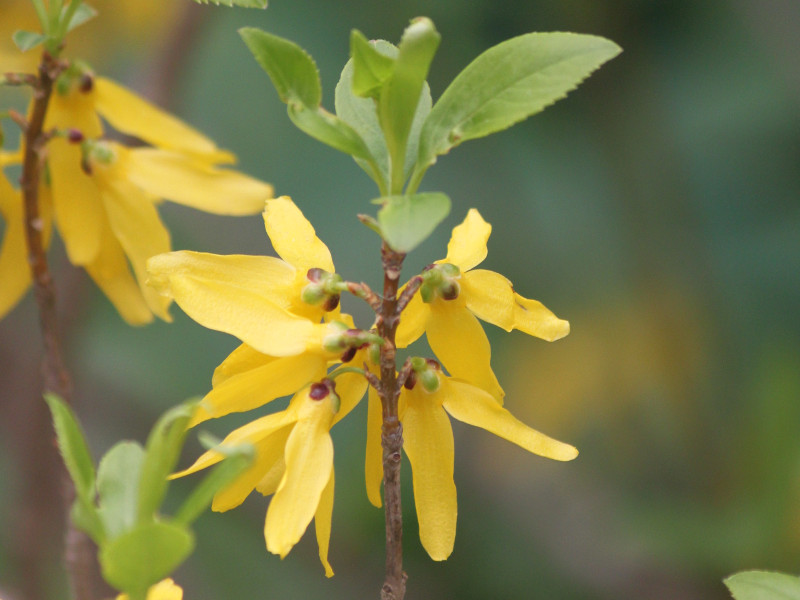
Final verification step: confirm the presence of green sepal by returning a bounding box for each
[12,30,47,52]
[44,393,96,505]
[97,441,145,540]
[63,3,98,34]
[192,0,267,7]
[350,30,395,98]
[174,442,254,526]
[99,520,194,596]
[377,192,450,253]
[136,402,196,523]
[724,571,800,600]
[379,18,440,193]
[413,32,622,185]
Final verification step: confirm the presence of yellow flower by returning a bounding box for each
[396,209,570,401]
[172,375,367,577]
[116,578,182,600]
[147,196,343,355]
[366,367,578,560]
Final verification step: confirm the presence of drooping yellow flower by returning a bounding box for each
[396,209,570,401]
[172,375,367,577]
[365,366,578,560]
[116,578,182,600]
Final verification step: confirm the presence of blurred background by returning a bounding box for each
[2,0,799,598]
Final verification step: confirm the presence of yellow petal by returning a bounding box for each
[146,260,316,356]
[191,353,328,426]
[462,269,515,330]
[117,577,183,600]
[93,150,172,321]
[441,208,491,271]
[314,470,335,577]
[0,174,30,319]
[124,148,271,215]
[401,386,457,561]
[147,250,296,312]
[427,300,504,402]
[395,288,429,348]
[85,219,153,325]
[47,86,103,137]
[254,427,291,497]
[263,197,334,273]
[441,379,578,461]
[48,140,104,265]
[331,364,369,425]
[365,388,383,508]
[212,343,273,387]
[265,393,335,558]
[93,77,234,162]
[512,294,570,341]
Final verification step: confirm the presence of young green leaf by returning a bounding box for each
[192,0,268,7]
[377,192,450,253]
[44,393,96,504]
[724,571,800,600]
[71,497,106,545]
[414,32,622,183]
[287,104,375,162]
[12,30,47,52]
[379,18,440,192]
[97,441,144,539]
[239,27,321,108]
[137,402,195,523]
[350,30,396,98]
[99,521,194,594]
[64,3,98,33]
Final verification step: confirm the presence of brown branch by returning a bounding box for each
[376,242,407,600]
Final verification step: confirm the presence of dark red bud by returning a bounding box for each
[67,129,83,143]
[307,267,325,282]
[404,371,417,390]
[79,73,94,93]
[440,282,460,301]
[309,382,330,400]
[322,294,340,312]
[340,347,357,363]
[425,358,441,371]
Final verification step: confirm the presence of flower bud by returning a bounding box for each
[67,129,84,143]
[419,263,461,303]
[419,369,440,393]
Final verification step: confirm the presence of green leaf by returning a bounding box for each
[100,521,194,595]
[71,497,106,545]
[239,27,321,107]
[97,442,144,539]
[174,442,254,526]
[288,104,374,162]
[415,32,622,180]
[64,3,98,33]
[44,393,95,504]
[724,571,800,600]
[192,0,267,7]
[12,30,47,52]
[377,192,451,253]
[379,18,440,192]
[137,402,195,523]
[350,30,396,98]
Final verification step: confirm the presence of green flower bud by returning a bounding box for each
[419,369,440,393]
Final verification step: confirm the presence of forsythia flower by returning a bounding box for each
[0,68,273,323]
[116,578,183,600]
[396,209,570,400]
[366,365,578,560]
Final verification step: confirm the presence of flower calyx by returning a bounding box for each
[419,263,461,303]
[404,357,441,393]
[322,321,384,361]
[309,377,340,413]
[302,268,345,312]
[78,138,116,175]
[55,61,94,97]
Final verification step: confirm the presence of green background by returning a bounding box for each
[2,0,799,598]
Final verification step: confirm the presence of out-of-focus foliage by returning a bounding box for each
[2,0,799,599]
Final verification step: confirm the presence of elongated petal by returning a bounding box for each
[314,470,335,577]
[147,250,296,311]
[172,410,298,479]
[365,388,383,507]
[254,427,291,497]
[265,395,335,558]
[512,294,570,341]
[124,148,271,215]
[442,379,578,461]
[192,353,328,426]
[94,153,172,321]
[263,197,335,273]
[331,366,369,425]
[212,344,273,387]
[49,140,104,265]
[427,300,504,402]
[462,269,515,330]
[93,77,234,162]
[402,387,457,561]
[85,220,153,325]
[442,208,491,271]
[47,86,103,137]
[0,175,30,318]
[395,289,429,348]
[146,262,316,356]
